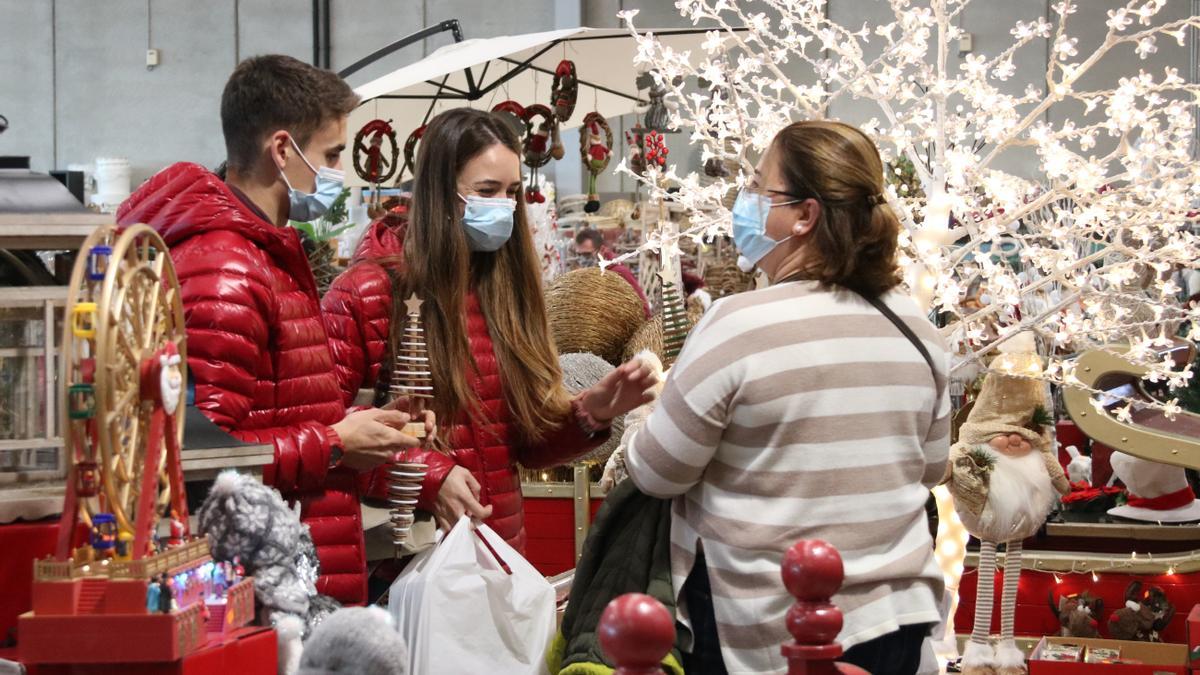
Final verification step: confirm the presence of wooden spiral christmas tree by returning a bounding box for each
[659,266,689,370]
[386,294,432,550]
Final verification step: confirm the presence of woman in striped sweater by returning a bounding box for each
[624,121,950,675]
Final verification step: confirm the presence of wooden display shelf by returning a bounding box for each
[1045,520,1200,543]
[0,212,112,249]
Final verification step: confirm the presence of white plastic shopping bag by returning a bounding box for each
[389,516,556,674]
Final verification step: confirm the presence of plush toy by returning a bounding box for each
[942,332,1070,675]
[625,128,646,177]
[1108,581,1176,642]
[1048,591,1103,638]
[197,471,341,671]
[580,112,612,213]
[522,104,555,204]
[296,606,409,675]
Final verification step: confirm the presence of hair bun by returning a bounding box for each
[866,193,886,207]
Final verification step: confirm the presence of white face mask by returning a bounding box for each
[458,193,516,251]
[279,135,344,222]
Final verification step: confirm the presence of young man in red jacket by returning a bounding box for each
[117,55,424,605]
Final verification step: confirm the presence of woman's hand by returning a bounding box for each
[432,466,493,531]
[581,357,660,423]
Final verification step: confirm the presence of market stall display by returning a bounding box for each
[19,224,256,666]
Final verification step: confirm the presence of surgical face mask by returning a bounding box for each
[731,189,799,271]
[280,135,344,222]
[459,193,516,251]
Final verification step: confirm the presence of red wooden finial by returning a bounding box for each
[781,540,869,675]
[598,593,675,675]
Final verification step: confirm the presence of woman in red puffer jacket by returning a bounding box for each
[323,108,658,553]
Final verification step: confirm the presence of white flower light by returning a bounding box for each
[617,2,1200,409]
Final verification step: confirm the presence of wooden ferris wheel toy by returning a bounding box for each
[20,224,254,665]
[58,224,189,562]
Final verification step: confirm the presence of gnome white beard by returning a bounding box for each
[964,448,1057,542]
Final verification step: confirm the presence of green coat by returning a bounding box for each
[545,479,684,675]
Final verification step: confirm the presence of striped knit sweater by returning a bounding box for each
[625,280,950,674]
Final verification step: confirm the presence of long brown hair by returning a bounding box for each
[390,108,569,443]
[772,120,902,297]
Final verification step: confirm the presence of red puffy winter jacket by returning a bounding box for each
[322,218,606,553]
[117,162,367,604]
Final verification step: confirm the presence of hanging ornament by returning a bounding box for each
[550,119,565,161]
[580,112,612,214]
[522,104,555,204]
[625,124,648,220]
[401,125,425,184]
[625,125,647,178]
[490,100,528,140]
[550,60,578,123]
[643,130,668,169]
[353,119,399,186]
[353,119,399,216]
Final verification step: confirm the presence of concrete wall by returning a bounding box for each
[592,0,1195,194]
[0,0,1193,191]
[0,0,566,183]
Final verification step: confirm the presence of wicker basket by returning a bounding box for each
[546,267,646,365]
[621,295,707,363]
[703,260,756,299]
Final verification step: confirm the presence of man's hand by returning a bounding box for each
[331,408,422,472]
[432,466,493,531]
[383,396,437,446]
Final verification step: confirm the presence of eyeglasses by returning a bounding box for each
[745,186,796,198]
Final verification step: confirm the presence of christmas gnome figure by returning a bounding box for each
[943,332,1070,675]
[584,120,610,212]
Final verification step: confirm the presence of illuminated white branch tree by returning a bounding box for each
[612,0,1200,417]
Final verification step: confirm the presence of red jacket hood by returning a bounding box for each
[352,215,406,263]
[117,162,316,294]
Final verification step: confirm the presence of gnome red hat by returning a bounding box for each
[1108,452,1200,523]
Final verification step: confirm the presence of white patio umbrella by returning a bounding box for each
[341,25,734,188]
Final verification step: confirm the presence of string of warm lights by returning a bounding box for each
[615,0,1200,397]
[962,546,1200,581]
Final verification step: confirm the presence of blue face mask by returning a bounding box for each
[459,193,516,251]
[731,189,800,272]
[280,135,344,222]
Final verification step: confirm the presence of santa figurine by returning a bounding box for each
[527,120,550,157]
[943,331,1070,675]
[168,511,186,547]
[584,120,609,213]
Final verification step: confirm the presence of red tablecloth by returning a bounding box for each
[0,518,60,644]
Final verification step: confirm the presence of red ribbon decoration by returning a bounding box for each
[1125,486,1196,510]
[1060,481,1122,505]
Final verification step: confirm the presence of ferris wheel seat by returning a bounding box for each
[68,383,96,419]
[86,245,113,281]
[71,302,97,338]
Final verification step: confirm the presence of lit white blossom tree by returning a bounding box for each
[612,0,1200,417]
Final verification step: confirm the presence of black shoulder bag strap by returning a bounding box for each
[854,290,936,378]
